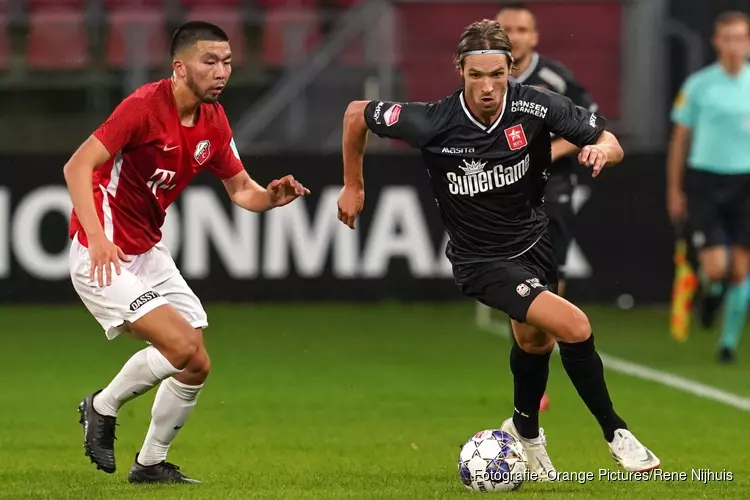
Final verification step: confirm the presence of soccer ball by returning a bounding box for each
[457,429,528,492]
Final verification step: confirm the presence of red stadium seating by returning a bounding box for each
[105,0,163,8]
[26,2,89,69]
[26,0,84,7]
[256,0,316,7]
[0,13,9,69]
[179,0,240,5]
[183,6,245,66]
[106,5,168,68]
[261,7,321,67]
[0,1,9,69]
[395,3,623,120]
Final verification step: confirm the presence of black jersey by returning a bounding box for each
[363,82,606,264]
[509,52,598,178]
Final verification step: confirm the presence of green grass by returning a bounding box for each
[0,303,748,499]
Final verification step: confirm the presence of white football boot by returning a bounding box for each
[608,429,660,472]
[501,417,557,481]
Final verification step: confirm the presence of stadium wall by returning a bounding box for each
[0,153,672,305]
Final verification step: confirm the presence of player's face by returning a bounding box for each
[460,54,509,118]
[183,40,233,103]
[496,9,538,64]
[713,21,750,63]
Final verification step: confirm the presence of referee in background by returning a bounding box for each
[667,11,750,363]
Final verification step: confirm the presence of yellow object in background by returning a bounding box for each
[670,238,698,341]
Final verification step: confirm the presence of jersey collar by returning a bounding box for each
[509,52,540,84]
[459,88,508,134]
[717,61,750,81]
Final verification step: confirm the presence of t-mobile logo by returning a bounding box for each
[147,169,177,199]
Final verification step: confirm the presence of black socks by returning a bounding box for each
[558,333,627,442]
[510,341,551,439]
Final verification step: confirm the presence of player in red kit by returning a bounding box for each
[65,22,309,484]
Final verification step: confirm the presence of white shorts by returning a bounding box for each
[69,235,208,339]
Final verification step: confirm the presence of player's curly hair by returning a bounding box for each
[454,19,516,71]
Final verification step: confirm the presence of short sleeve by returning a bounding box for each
[92,96,149,155]
[209,110,245,180]
[543,90,606,148]
[210,136,245,180]
[671,76,698,128]
[363,100,440,148]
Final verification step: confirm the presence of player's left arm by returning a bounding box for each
[222,169,309,212]
[551,72,598,162]
[543,90,622,177]
[578,130,623,177]
[550,136,579,163]
[210,119,309,211]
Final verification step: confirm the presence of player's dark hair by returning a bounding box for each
[714,11,750,33]
[170,21,229,58]
[454,19,514,69]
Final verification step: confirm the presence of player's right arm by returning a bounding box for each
[64,136,130,287]
[337,101,369,229]
[338,99,439,228]
[63,97,146,286]
[64,136,112,244]
[666,77,697,225]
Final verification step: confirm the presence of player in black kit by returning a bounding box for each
[498,2,598,297]
[336,19,660,477]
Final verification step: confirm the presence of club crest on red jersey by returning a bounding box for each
[504,125,527,151]
[194,140,211,165]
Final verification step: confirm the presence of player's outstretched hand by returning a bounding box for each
[578,145,608,177]
[337,185,364,229]
[87,235,131,288]
[267,175,310,208]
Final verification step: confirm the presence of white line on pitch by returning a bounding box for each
[477,318,750,412]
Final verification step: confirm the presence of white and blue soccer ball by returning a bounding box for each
[457,429,528,492]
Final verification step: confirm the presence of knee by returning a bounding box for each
[703,257,727,282]
[730,260,749,284]
[188,347,211,382]
[729,269,746,284]
[706,266,727,282]
[558,308,591,343]
[516,329,556,355]
[167,328,202,370]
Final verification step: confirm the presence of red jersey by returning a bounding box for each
[69,79,244,254]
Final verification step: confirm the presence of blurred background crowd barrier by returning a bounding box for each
[0,0,745,305]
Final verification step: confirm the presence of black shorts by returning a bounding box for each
[545,172,575,279]
[453,233,558,323]
[685,169,750,250]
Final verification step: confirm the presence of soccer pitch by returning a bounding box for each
[0,303,748,499]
